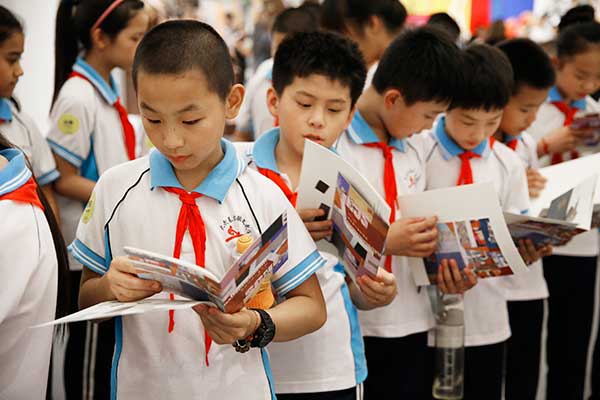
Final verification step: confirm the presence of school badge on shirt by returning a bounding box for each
[57,113,80,135]
[219,215,254,243]
[404,168,421,191]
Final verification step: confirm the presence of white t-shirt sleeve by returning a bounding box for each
[266,187,326,297]
[20,113,60,185]
[69,175,109,275]
[47,83,95,168]
[0,203,39,324]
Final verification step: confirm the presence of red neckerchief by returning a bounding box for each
[363,142,398,273]
[456,138,495,186]
[257,167,297,206]
[162,187,211,366]
[0,176,44,210]
[69,71,136,161]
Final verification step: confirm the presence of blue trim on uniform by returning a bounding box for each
[0,98,13,121]
[252,128,281,172]
[69,239,107,275]
[434,116,491,160]
[346,111,406,152]
[149,139,246,203]
[73,57,119,105]
[0,149,32,196]
[548,86,587,110]
[265,67,272,81]
[37,169,61,186]
[80,137,99,182]
[334,263,368,385]
[261,348,277,400]
[272,249,326,296]
[47,139,84,168]
[111,316,123,400]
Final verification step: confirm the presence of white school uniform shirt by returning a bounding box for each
[0,98,59,186]
[419,117,530,346]
[528,87,600,257]
[47,58,138,271]
[0,149,57,400]
[336,111,435,338]
[363,62,378,92]
[236,128,367,393]
[498,132,549,301]
[69,139,325,400]
[235,58,276,139]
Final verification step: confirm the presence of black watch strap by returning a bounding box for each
[249,308,276,348]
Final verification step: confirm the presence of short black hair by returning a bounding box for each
[271,6,319,35]
[321,0,406,35]
[450,44,513,111]
[497,38,555,95]
[372,26,462,106]
[132,20,233,101]
[557,21,600,60]
[558,5,595,32]
[427,12,460,43]
[272,31,366,107]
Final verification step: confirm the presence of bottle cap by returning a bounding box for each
[236,234,253,254]
[442,308,464,326]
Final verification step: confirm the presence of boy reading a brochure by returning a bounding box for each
[333,26,477,399]
[72,20,327,400]
[418,43,549,400]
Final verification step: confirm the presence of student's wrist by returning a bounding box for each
[100,273,118,302]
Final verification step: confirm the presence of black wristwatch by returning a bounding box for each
[250,308,276,348]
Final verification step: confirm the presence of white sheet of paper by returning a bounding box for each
[296,140,391,254]
[32,298,204,328]
[398,183,528,286]
[532,154,600,219]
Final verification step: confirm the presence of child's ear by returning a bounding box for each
[90,27,109,50]
[266,87,280,118]
[344,106,357,129]
[225,83,245,119]
[383,89,404,110]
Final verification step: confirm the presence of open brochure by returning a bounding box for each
[399,183,528,286]
[34,212,289,327]
[572,113,600,147]
[296,140,391,282]
[531,154,600,227]
[503,174,596,247]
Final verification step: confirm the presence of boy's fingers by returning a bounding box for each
[112,256,137,274]
[437,261,450,293]
[297,208,325,222]
[463,268,478,288]
[448,260,464,291]
[412,229,439,244]
[410,216,438,232]
[304,220,332,232]
[118,273,162,291]
[310,230,333,241]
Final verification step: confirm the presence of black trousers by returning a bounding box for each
[277,387,357,400]
[505,299,544,400]
[363,332,429,400]
[544,255,597,400]
[64,270,114,400]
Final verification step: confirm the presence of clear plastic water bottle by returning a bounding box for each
[432,296,465,400]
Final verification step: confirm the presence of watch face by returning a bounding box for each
[252,309,276,348]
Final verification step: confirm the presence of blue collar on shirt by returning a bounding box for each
[266,67,272,81]
[0,98,13,121]
[434,116,492,161]
[252,127,281,172]
[346,110,406,152]
[149,138,246,203]
[73,57,119,105]
[0,148,32,196]
[548,86,587,110]
[502,132,522,143]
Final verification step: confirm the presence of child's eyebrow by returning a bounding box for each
[140,102,158,113]
[296,90,348,104]
[175,104,201,114]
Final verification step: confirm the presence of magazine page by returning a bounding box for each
[503,213,583,247]
[398,183,528,286]
[330,173,389,283]
[219,212,289,313]
[33,298,204,328]
[126,247,226,308]
[296,139,391,256]
[532,154,600,218]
